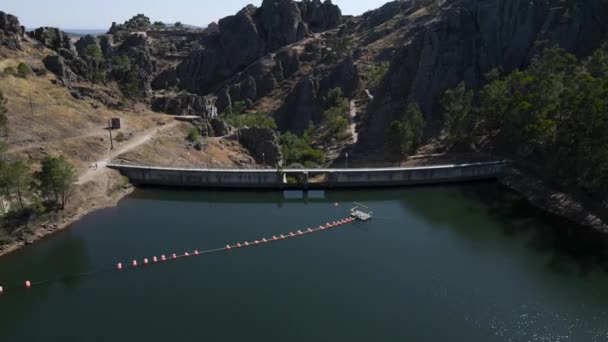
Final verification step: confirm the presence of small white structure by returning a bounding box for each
[350,202,373,221]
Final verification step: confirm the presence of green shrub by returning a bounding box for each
[187,128,200,143]
[115,131,127,142]
[17,63,32,77]
[220,111,277,130]
[3,66,17,75]
[280,131,325,166]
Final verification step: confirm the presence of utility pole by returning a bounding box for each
[28,87,34,115]
[262,153,265,169]
[108,119,114,150]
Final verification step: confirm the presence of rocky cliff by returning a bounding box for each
[0,11,23,49]
[355,0,608,155]
[153,0,342,96]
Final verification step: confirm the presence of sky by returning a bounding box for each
[2,0,391,30]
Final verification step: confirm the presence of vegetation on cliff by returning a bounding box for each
[441,44,608,200]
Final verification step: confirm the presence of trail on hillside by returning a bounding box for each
[77,121,180,185]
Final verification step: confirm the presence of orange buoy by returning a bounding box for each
[194,250,199,256]
[172,253,177,260]
[307,228,313,233]
[185,252,190,257]
[226,245,231,250]
[272,236,278,241]
[237,243,242,248]
[143,258,149,265]
[254,240,260,245]
[280,234,285,239]
[244,242,250,246]
[153,256,158,263]
[132,260,138,267]
[117,262,123,270]
[25,280,31,288]
[161,255,167,261]
[262,238,268,243]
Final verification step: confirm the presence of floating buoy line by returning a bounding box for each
[0,215,362,296]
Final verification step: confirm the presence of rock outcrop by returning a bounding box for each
[151,93,218,118]
[237,127,282,166]
[275,76,321,134]
[298,0,342,32]
[75,35,100,57]
[153,0,342,96]
[0,11,24,49]
[357,0,608,152]
[30,27,74,51]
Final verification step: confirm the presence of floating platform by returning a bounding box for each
[350,202,373,221]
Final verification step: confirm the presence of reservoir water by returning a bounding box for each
[0,184,607,341]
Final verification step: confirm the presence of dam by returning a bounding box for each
[107,161,508,189]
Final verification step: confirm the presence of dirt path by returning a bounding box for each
[77,121,180,184]
[349,100,359,143]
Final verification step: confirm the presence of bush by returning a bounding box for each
[3,66,17,75]
[115,131,127,142]
[280,131,325,166]
[17,63,32,77]
[194,141,203,151]
[187,128,200,143]
[220,111,277,130]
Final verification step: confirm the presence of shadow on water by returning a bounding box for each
[130,182,608,278]
[457,183,608,278]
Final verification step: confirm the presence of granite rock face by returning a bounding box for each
[358,0,608,152]
[275,76,321,134]
[298,0,342,32]
[151,93,218,118]
[0,11,23,49]
[30,27,74,51]
[75,35,100,57]
[237,127,282,166]
[153,0,342,96]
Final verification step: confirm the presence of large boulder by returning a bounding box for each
[0,11,23,49]
[260,0,309,50]
[275,76,321,134]
[162,0,342,96]
[151,93,218,118]
[237,127,282,166]
[75,35,100,57]
[317,54,360,98]
[30,27,74,51]
[298,0,342,32]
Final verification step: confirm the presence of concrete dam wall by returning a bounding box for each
[108,161,508,189]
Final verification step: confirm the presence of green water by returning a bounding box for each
[0,184,607,341]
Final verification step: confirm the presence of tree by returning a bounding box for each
[0,91,8,137]
[35,156,77,209]
[111,55,131,81]
[388,103,425,157]
[440,81,475,148]
[5,159,32,209]
[17,63,32,78]
[174,22,184,29]
[322,88,350,136]
[152,21,166,30]
[186,127,200,143]
[86,44,103,62]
